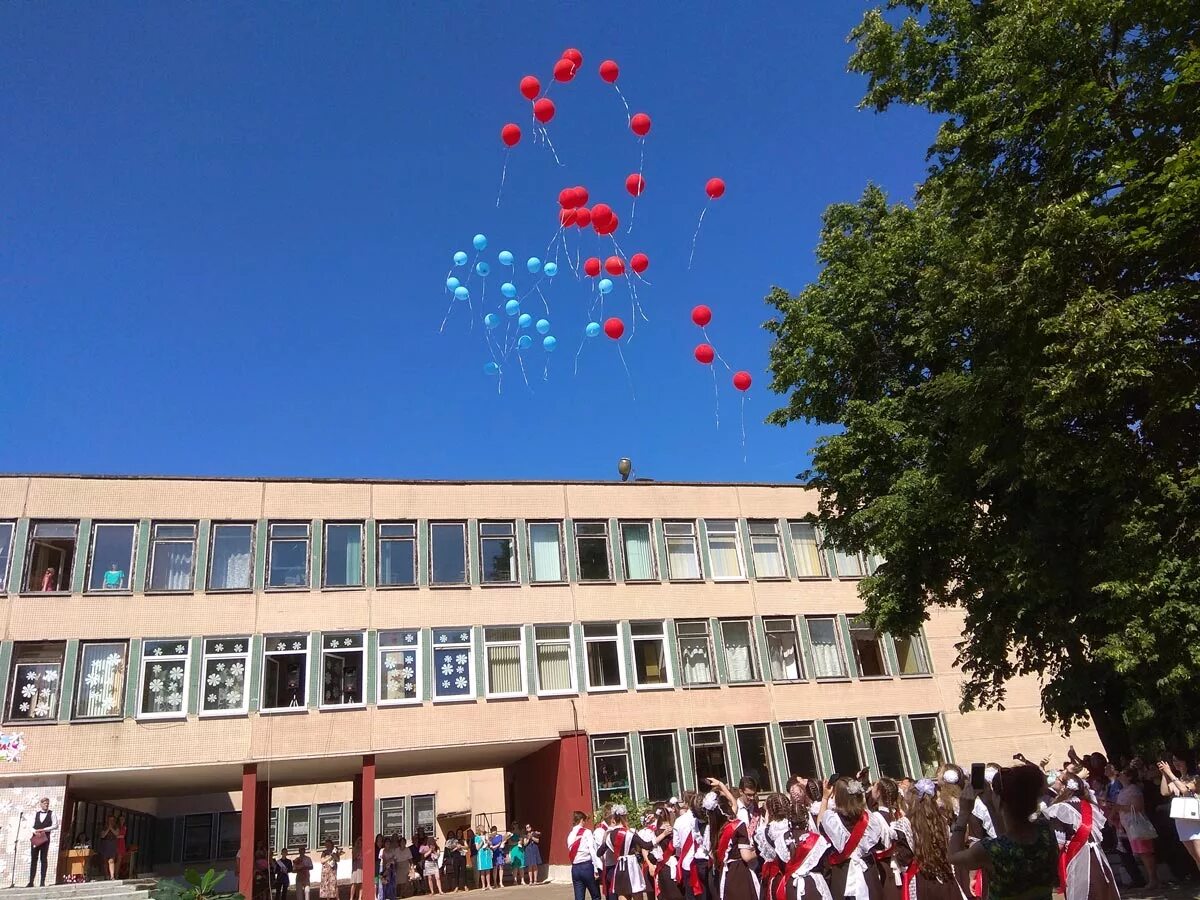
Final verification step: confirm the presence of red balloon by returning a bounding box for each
[599,59,619,83]
[562,48,583,67]
[706,177,726,199]
[591,203,613,228]
[584,257,601,277]
[605,255,625,276]
[604,317,625,340]
[573,186,589,206]
[595,212,619,235]
[630,252,649,273]
[575,206,592,228]
[553,58,577,82]
[558,187,578,209]
[630,113,652,137]
[694,343,715,365]
[534,98,556,123]
[500,123,521,147]
[691,305,712,327]
[733,371,752,391]
[520,76,541,100]
[560,208,577,227]
[625,173,645,196]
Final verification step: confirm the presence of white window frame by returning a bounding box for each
[574,521,614,582]
[137,639,191,721]
[319,632,367,709]
[892,631,933,676]
[824,719,866,775]
[763,616,805,682]
[322,521,365,589]
[591,734,634,806]
[199,637,252,717]
[378,629,422,706]
[266,522,311,590]
[483,625,527,698]
[146,522,198,593]
[527,521,566,585]
[583,622,627,693]
[24,520,78,594]
[0,521,16,593]
[675,619,717,687]
[72,640,128,721]
[533,624,577,696]
[629,620,673,690]
[207,521,255,592]
[431,627,475,703]
[786,521,828,579]
[640,731,682,802]
[663,521,703,581]
[867,716,911,778]
[429,521,469,586]
[704,519,747,581]
[5,642,66,724]
[618,520,658,582]
[479,521,519,586]
[748,520,787,579]
[376,522,418,588]
[86,521,139,593]
[718,617,760,683]
[260,634,311,713]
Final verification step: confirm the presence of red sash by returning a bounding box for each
[900,860,919,900]
[651,840,675,898]
[761,860,782,881]
[568,827,586,864]
[608,829,629,894]
[828,814,870,866]
[1058,802,1093,892]
[774,834,821,900]
[716,822,739,868]
[678,832,704,896]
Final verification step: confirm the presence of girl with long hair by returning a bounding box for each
[604,804,656,900]
[757,794,791,900]
[898,780,959,900]
[644,807,683,900]
[1044,774,1119,900]
[868,779,902,900]
[772,788,831,900]
[703,789,759,900]
[818,777,885,900]
[673,791,710,900]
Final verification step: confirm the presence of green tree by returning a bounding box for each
[765,1,1199,756]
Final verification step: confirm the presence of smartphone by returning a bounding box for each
[970,762,987,791]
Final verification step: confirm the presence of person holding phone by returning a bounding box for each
[817,777,886,900]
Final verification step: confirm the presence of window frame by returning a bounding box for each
[780,721,822,780]
[763,616,805,682]
[283,805,311,851]
[618,520,658,582]
[377,629,422,706]
[805,615,849,680]
[72,639,129,721]
[322,521,365,590]
[260,633,311,713]
[583,622,627,693]
[483,625,527,699]
[718,617,760,684]
[892,631,933,677]
[748,520,788,580]
[0,521,15,594]
[663,521,703,582]
[824,719,866,776]
[376,521,418,589]
[137,638,192,722]
[832,548,868,579]
[206,521,256,593]
[23,520,79,594]
[688,726,730,787]
[181,813,215,863]
[265,521,312,590]
[867,716,910,779]
[526,521,566,585]
[5,641,66,724]
[431,627,475,703]
[145,521,198,594]
[909,714,949,777]
[532,624,577,697]
[411,794,437,835]
[848,615,892,679]
[735,724,777,791]
[591,734,633,806]
[574,520,614,583]
[199,637,253,718]
[478,521,519,586]
[629,620,673,690]
[317,802,344,846]
[675,619,717,687]
[640,731,682,802]
[429,521,469,587]
[319,632,367,709]
[85,521,139,594]
[704,519,747,581]
[785,521,829,579]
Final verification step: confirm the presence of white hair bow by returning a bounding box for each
[611,804,627,816]
[941,769,960,785]
[701,792,719,812]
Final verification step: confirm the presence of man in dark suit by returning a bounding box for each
[27,797,56,887]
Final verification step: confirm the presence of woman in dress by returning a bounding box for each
[475,828,494,890]
[703,790,759,900]
[522,825,543,885]
[423,836,443,895]
[394,834,413,897]
[818,778,884,900]
[98,814,119,880]
[505,825,524,887]
[115,815,129,878]
[605,804,656,900]
[645,808,682,900]
[757,794,791,900]
[1043,773,1118,900]
[1159,752,1200,872]
[897,780,962,900]
[379,835,399,900]
[774,788,830,900]
[489,828,506,888]
[320,838,341,900]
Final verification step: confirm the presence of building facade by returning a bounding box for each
[0,475,1077,890]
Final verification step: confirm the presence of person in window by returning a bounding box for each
[27,797,57,887]
[320,838,341,900]
[98,814,120,880]
[103,563,125,589]
[40,567,57,592]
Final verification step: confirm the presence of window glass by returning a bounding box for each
[267,523,310,588]
[781,723,820,779]
[379,630,420,704]
[430,523,467,585]
[583,623,623,690]
[317,803,343,845]
[748,521,786,578]
[26,521,77,592]
[676,620,715,686]
[664,522,701,580]
[182,814,214,862]
[209,523,253,591]
[575,522,612,581]
[910,716,946,777]
[705,520,744,579]
[806,617,847,678]
[6,642,65,722]
[894,634,931,675]
[630,621,669,687]
[833,548,865,578]
[412,795,437,835]
[322,633,365,706]
[720,619,757,682]
[484,626,525,696]
[0,522,12,592]
[592,735,631,805]
[620,522,656,581]
[74,641,127,719]
[533,624,575,694]
[88,523,136,591]
[284,806,310,851]
[139,639,190,719]
[869,718,908,779]
[826,721,863,775]
[528,523,564,583]
[432,628,473,699]
[642,733,680,801]
[324,523,363,588]
[736,725,775,790]
[380,798,406,837]
[201,637,251,715]
[377,523,417,587]
[217,812,242,858]
[763,617,803,681]
[689,728,728,786]
[479,522,517,584]
[262,634,309,710]
[148,523,196,591]
[850,617,889,677]
[787,523,826,577]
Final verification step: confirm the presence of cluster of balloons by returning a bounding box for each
[691,304,751,392]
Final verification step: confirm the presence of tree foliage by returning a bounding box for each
[765,0,1199,753]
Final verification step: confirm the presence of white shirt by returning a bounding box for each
[820,810,886,900]
[972,797,997,839]
[568,824,603,869]
[592,822,613,866]
[673,810,710,863]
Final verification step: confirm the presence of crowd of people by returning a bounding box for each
[565,748,1200,900]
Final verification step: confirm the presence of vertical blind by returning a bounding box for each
[622,524,655,580]
[486,628,523,694]
[529,524,563,582]
[535,638,572,691]
[789,523,825,577]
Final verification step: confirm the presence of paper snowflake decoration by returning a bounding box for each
[292,641,302,650]
[208,694,218,704]
[152,647,164,656]
[230,663,244,677]
[214,643,225,653]
[149,679,164,693]
[174,645,186,654]
[166,691,182,707]
[404,633,415,643]
[208,674,222,687]
[277,642,287,651]
[441,680,450,689]
[454,676,468,690]
[455,654,468,666]
[234,643,244,653]
[440,662,454,676]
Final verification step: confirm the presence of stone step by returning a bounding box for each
[2,881,155,900]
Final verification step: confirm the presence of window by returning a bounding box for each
[592,736,632,805]
[825,721,863,775]
[208,523,254,591]
[380,798,407,837]
[893,633,931,675]
[763,617,803,681]
[910,715,947,777]
[849,617,890,678]
[664,522,702,580]
[432,627,473,700]
[147,523,197,592]
[749,521,786,578]
[24,521,77,592]
[322,633,365,707]
[620,521,657,581]
[268,809,279,852]
[201,637,251,715]
[430,522,467,586]
[0,522,14,592]
[262,634,309,711]
[377,523,417,587]
[574,521,612,582]
[138,639,190,720]
[832,548,866,579]
[736,725,776,790]
[267,523,310,589]
[479,522,517,584]
[719,619,758,683]
[182,814,214,862]
[868,718,908,778]
[781,722,820,779]
[317,803,343,845]
[528,522,564,583]
[806,617,848,678]
[689,728,729,786]
[583,623,624,690]
[676,620,716,686]
[412,795,436,835]
[484,626,525,697]
[87,522,138,592]
[284,806,311,850]
[630,621,671,688]
[73,641,127,719]
[6,642,65,722]
[217,812,241,858]
[324,523,363,588]
[378,630,420,704]
[533,625,575,695]
[787,522,827,578]
[705,519,745,580]
[642,732,681,801]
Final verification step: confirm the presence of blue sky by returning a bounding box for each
[0,2,935,483]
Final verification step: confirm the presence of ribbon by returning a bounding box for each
[1058,802,1093,895]
[775,834,821,900]
[828,813,870,866]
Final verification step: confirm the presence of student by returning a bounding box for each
[567,811,603,900]
[1044,773,1119,900]
[673,792,710,900]
[703,790,758,900]
[604,804,656,900]
[896,780,962,900]
[274,848,293,900]
[868,779,902,900]
[818,777,886,900]
[772,787,830,900]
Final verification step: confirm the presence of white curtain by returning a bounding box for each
[834,549,864,577]
[153,544,193,590]
[789,524,824,576]
[679,637,713,684]
[807,619,845,677]
[623,526,654,579]
[536,642,571,691]
[752,536,785,577]
[341,528,362,585]
[666,537,700,579]
[212,529,251,590]
[529,524,562,582]
[488,645,522,694]
[78,644,124,718]
[722,623,754,681]
[767,634,800,680]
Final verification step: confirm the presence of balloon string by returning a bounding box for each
[517,353,532,392]
[701,327,733,371]
[438,295,456,334]
[608,236,648,326]
[539,125,563,166]
[616,341,636,401]
[627,142,645,233]
[613,84,631,124]
[573,335,586,376]
[536,284,550,316]
[711,362,721,431]
[495,150,509,209]
[740,394,748,463]
[688,204,709,269]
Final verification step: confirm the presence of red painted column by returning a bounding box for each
[240,764,258,899]
[360,755,377,888]
[548,731,592,865]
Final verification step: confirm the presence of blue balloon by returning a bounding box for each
[475,261,490,277]
[501,282,517,299]
[473,233,488,251]
[453,251,468,266]
[505,299,520,316]
[484,313,500,329]
[585,321,601,338]
[517,335,533,351]
[484,361,500,375]
[498,250,514,267]
[598,278,614,294]
[543,261,559,277]
[543,335,557,352]
[518,313,533,329]
[446,276,461,291]
[536,318,551,335]
[454,286,469,301]
[526,257,542,274]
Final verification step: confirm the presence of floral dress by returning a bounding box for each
[978,820,1058,900]
[320,849,340,899]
